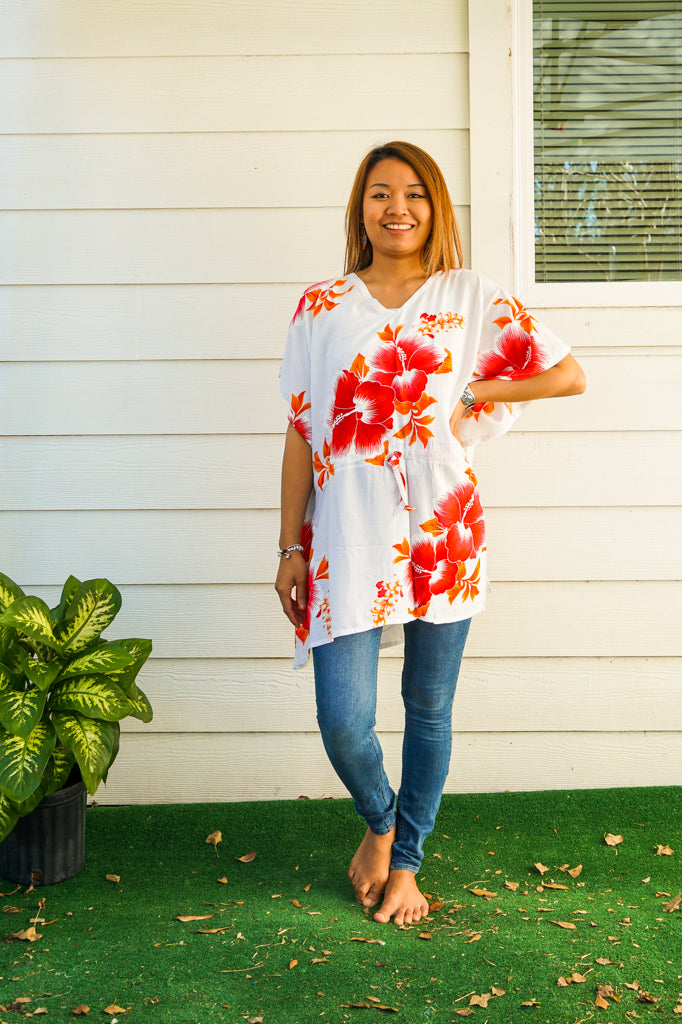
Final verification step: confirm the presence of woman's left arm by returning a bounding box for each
[450,353,586,437]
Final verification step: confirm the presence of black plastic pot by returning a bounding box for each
[0,774,87,885]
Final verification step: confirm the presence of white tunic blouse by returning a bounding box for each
[279,269,570,667]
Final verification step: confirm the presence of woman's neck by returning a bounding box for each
[357,254,430,309]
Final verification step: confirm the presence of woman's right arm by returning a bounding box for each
[274,423,314,628]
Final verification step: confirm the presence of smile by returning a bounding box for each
[383,223,414,231]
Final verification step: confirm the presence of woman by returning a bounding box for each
[275,142,585,927]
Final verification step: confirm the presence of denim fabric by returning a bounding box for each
[312,617,470,873]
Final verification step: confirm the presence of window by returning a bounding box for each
[533,2,682,283]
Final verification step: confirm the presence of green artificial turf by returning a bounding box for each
[1,788,681,1024]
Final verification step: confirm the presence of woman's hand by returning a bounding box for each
[275,551,308,628]
[448,397,468,446]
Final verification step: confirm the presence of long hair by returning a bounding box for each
[344,141,464,276]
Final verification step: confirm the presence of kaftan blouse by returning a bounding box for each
[279,269,569,668]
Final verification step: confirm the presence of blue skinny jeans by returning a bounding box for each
[312,617,470,873]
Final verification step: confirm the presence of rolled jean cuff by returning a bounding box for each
[365,792,397,837]
[389,859,420,873]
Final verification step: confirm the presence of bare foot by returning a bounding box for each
[348,826,395,907]
[373,869,430,926]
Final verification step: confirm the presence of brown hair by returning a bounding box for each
[344,141,464,276]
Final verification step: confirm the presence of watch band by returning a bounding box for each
[460,384,476,413]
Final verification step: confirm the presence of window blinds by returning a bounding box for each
[533,1,682,281]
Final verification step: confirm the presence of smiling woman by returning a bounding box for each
[274,140,585,930]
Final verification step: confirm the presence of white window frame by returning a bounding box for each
[469,0,682,307]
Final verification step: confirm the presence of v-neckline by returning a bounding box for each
[351,272,435,313]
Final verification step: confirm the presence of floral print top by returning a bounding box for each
[279,269,570,667]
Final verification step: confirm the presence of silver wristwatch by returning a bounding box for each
[460,384,476,414]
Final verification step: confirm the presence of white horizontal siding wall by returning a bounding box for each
[2,0,680,803]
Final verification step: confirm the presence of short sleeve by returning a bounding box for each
[458,280,571,446]
[279,293,312,444]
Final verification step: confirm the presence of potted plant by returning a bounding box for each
[0,571,153,883]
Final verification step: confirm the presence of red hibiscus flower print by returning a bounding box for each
[408,537,438,610]
[475,320,547,381]
[329,370,395,457]
[432,481,485,562]
[369,324,446,403]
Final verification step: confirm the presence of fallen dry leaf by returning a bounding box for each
[550,920,577,930]
[558,972,587,986]
[237,850,256,863]
[470,993,491,1008]
[663,893,682,912]
[469,888,496,899]
[534,862,549,875]
[655,844,674,856]
[673,1004,682,1016]
[418,932,432,940]
[625,981,641,991]
[453,1010,474,1018]
[303,883,312,892]
[428,900,444,913]
[176,914,212,922]
[637,991,658,1004]
[105,873,120,884]
[292,899,302,908]
[33,1009,48,1016]
[595,957,615,965]
[289,959,298,969]
[197,926,230,934]
[12,926,41,942]
[542,882,569,891]
[206,830,222,847]
[464,933,482,943]
[71,1007,90,1016]
[596,983,620,1005]
[604,833,624,847]
[349,936,386,946]
[217,877,228,884]
[521,998,540,1007]
[505,880,519,891]
[103,1005,126,1015]
[311,957,329,964]
[491,987,506,997]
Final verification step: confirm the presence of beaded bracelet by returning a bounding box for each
[277,544,305,558]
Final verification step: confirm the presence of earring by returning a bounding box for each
[361,226,368,250]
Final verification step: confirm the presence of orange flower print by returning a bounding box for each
[371,578,403,626]
[305,280,354,318]
[312,440,334,489]
[418,312,465,336]
[288,391,311,443]
[289,279,354,327]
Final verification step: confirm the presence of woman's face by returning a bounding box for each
[361,158,433,263]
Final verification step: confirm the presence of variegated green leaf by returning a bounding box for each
[0,676,47,739]
[49,674,134,722]
[43,745,76,798]
[52,574,82,625]
[0,596,63,652]
[54,579,122,654]
[127,683,154,724]
[60,642,134,680]
[0,721,56,802]
[0,571,25,613]
[52,712,118,795]
[109,638,153,696]
[0,790,20,843]
[18,648,63,691]
[102,722,121,784]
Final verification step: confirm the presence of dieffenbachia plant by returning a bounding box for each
[0,572,153,842]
